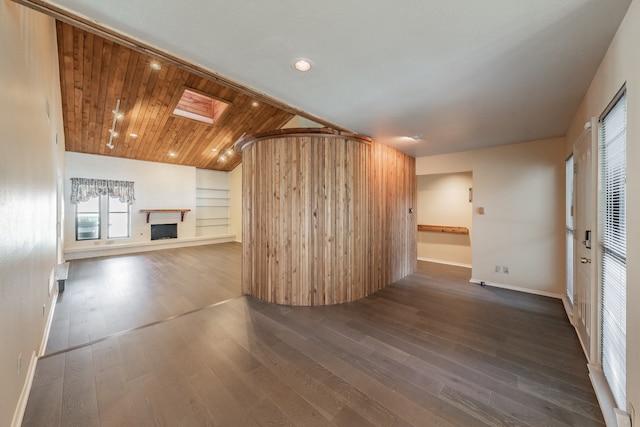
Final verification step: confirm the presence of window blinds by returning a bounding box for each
[599,91,626,411]
[565,156,574,303]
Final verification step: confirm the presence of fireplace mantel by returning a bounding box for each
[140,209,191,223]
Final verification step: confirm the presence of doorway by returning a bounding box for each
[417,172,473,267]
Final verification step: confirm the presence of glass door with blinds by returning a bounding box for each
[598,90,627,411]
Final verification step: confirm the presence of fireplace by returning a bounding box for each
[151,223,177,240]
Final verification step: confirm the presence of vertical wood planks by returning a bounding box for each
[241,131,416,306]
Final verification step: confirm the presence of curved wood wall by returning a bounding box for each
[240,129,416,306]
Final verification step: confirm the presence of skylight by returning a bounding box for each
[173,88,229,125]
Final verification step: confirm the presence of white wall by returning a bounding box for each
[564,0,639,420]
[229,163,243,242]
[416,137,565,297]
[0,2,64,425]
[64,153,235,258]
[417,172,472,267]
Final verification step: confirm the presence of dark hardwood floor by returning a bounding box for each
[23,244,603,426]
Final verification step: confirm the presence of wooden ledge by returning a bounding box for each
[418,224,469,234]
[140,209,191,223]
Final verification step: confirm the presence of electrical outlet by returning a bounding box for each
[17,353,22,375]
[495,265,501,273]
[503,266,509,274]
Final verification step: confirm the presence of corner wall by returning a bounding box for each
[416,137,565,297]
[0,1,65,425]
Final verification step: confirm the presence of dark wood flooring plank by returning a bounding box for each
[61,346,99,427]
[247,397,296,427]
[93,365,137,427]
[22,376,63,427]
[188,367,259,426]
[248,365,334,427]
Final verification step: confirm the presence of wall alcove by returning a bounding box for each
[236,128,417,306]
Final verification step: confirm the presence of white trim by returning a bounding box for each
[13,271,60,426]
[11,351,37,427]
[469,278,563,299]
[64,234,236,259]
[40,288,58,357]
[561,294,574,325]
[417,257,471,269]
[589,364,620,427]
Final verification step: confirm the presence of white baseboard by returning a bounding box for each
[64,234,237,260]
[40,288,58,357]
[561,295,574,325]
[12,277,60,426]
[11,351,37,427]
[417,257,471,269]
[469,278,563,299]
[589,364,620,427]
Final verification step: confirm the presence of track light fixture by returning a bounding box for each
[106,99,121,150]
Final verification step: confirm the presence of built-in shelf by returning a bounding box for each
[418,224,469,234]
[140,209,191,223]
[195,185,230,237]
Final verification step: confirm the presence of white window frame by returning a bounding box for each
[108,197,131,239]
[75,197,101,241]
[75,195,132,241]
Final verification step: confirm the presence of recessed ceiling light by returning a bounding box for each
[251,101,259,108]
[219,155,226,162]
[150,62,162,71]
[292,58,313,72]
[212,148,218,152]
[129,133,138,138]
[226,149,234,156]
[169,151,176,157]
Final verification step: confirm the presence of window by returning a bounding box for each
[172,88,229,124]
[599,90,626,410]
[566,155,574,303]
[75,196,131,241]
[76,197,101,240]
[108,197,130,238]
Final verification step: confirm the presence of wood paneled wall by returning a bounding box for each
[241,129,416,306]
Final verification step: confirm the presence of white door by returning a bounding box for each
[573,126,595,361]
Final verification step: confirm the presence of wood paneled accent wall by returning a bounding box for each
[240,129,416,306]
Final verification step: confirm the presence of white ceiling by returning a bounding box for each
[41,0,631,157]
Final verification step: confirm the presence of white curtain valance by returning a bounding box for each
[70,177,135,205]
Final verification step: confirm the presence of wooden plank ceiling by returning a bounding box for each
[56,21,294,171]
